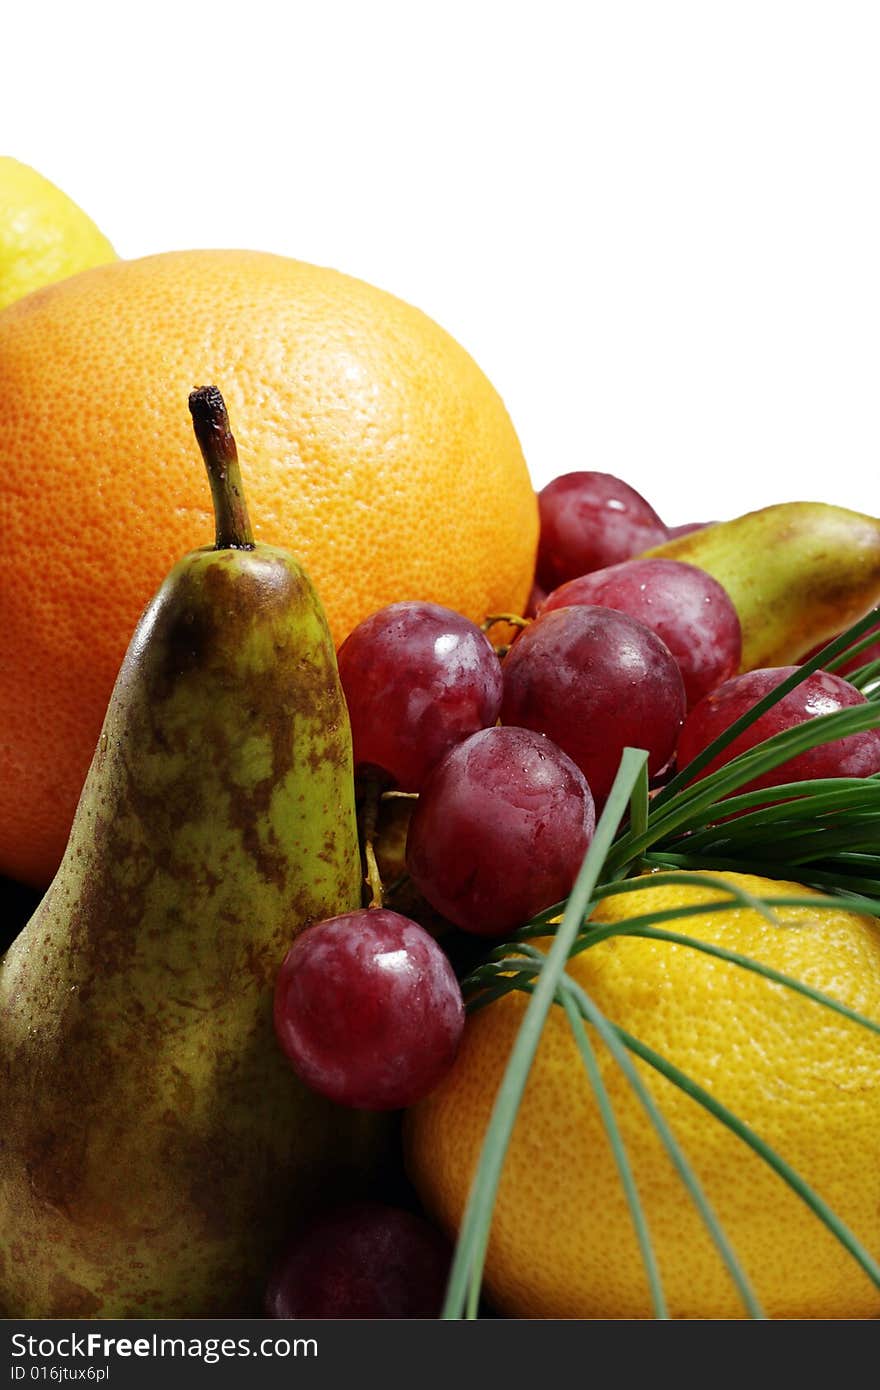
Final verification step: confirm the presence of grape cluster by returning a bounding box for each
[266,469,880,1318]
[336,602,503,789]
[273,467,879,1136]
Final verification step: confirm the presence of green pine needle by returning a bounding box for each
[559,974,765,1318]
[560,992,669,1319]
[650,606,880,811]
[614,1022,880,1293]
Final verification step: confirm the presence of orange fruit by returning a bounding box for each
[0,250,536,887]
[407,871,880,1318]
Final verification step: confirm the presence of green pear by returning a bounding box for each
[645,501,880,670]
[0,387,381,1317]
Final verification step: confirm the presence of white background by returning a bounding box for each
[4,0,878,525]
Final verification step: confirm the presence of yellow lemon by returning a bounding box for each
[407,871,880,1318]
[0,157,115,310]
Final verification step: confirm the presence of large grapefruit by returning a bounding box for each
[0,250,536,885]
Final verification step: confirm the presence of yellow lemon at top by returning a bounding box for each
[406,871,880,1318]
[0,157,115,310]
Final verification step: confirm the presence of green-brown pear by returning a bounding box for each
[645,501,880,670]
[0,387,382,1317]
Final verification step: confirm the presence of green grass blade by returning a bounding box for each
[560,991,668,1319]
[818,628,880,675]
[563,892,880,963]
[653,704,880,821]
[613,1023,880,1292]
[514,873,880,953]
[848,657,880,691]
[464,898,880,1314]
[606,705,880,878]
[461,945,546,1007]
[462,959,538,1013]
[514,875,784,943]
[593,870,780,921]
[639,849,880,905]
[591,924,880,1038]
[655,777,880,838]
[588,873,880,913]
[447,955,764,1316]
[574,888,880,946]
[742,822,880,865]
[672,785,880,853]
[440,747,650,1319]
[559,975,764,1317]
[630,758,650,841]
[650,608,880,811]
[661,706,880,815]
[678,817,880,863]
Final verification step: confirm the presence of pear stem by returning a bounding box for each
[188,385,255,550]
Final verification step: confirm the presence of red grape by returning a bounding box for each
[266,1203,451,1318]
[406,726,595,937]
[525,580,547,618]
[539,558,742,708]
[274,909,464,1110]
[500,605,686,803]
[536,471,668,590]
[336,601,503,790]
[678,666,880,793]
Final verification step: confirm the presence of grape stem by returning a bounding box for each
[359,779,385,909]
[481,613,530,633]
